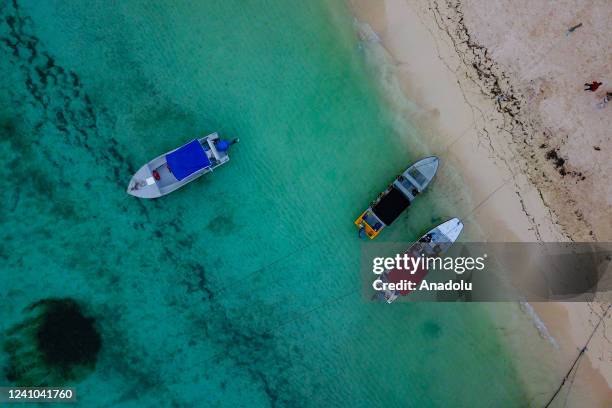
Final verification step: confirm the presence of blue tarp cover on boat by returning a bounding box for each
[166,139,211,181]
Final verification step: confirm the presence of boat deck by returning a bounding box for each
[152,162,178,189]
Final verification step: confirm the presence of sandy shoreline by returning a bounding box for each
[348,0,611,405]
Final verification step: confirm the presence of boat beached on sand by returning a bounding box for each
[354,157,439,239]
[127,133,238,198]
[375,217,464,303]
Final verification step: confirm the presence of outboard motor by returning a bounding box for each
[215,138,240,152]
[358,224,366,239]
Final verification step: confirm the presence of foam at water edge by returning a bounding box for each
[520,301,559,349]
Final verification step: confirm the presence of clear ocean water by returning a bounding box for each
[1,1,530,406]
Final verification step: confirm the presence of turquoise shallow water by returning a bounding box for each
[1,1,528,406]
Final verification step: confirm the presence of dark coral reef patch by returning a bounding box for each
[3,298,101,386]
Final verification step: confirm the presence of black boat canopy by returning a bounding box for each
[372,186,410,225]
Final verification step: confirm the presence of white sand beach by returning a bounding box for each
[348,0,611,405]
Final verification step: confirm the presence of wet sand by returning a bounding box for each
[349,0,611,405]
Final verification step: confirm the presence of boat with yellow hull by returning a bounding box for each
[355,157,439,239]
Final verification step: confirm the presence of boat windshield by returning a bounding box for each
[408,168,427,186]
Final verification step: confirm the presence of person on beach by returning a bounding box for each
[584,81,602,92]
[565,22,582,36]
